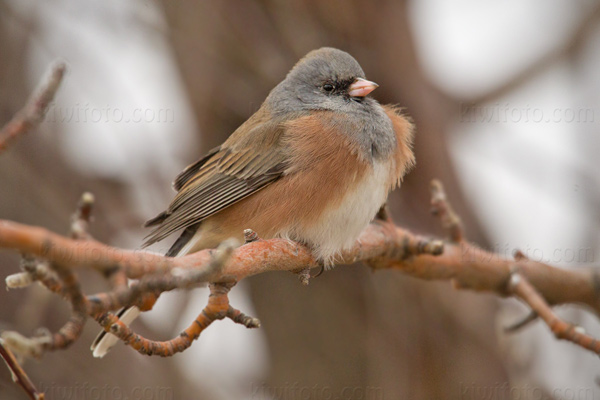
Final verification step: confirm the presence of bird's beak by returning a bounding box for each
[348,78,379,98]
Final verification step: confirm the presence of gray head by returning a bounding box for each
[267,47,380,115]
[265,48,397,161]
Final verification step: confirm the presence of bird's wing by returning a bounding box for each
[142,112,289,247]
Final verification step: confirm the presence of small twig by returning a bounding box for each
[227,306,261,328]
[459,4,600,107]
[71,192,128,290]
[70,192,94,240]
[87,238,238,314]
[1,331,49,360]
[95,243,258,357]
[0,62,66,153]
[5,272,34,289]
[508,272,600,354]
[2,194,94,358]
[504,311,539,333]
[93,242,256,357]
[0,340,44,399]
[41,262,87,351]
[430,179,463,242]
[243,229,259,243]
[5,255,63,293]
[295,267,311,285]
[20,256,63,295]
[367,220,444,270]
[1,265,85,357]
[39,194,95,350]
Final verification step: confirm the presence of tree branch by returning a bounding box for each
[0,183,599,350]
[508,271,600,354]
[0,62,66,153]
[1,182,599,398]
[0,340,44,400]
[455,4,600,107]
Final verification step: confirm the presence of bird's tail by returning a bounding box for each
[91,306,141,358]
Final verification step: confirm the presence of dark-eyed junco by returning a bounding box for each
[92,47,415,357]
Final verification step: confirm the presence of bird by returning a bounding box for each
[91,47,415,357]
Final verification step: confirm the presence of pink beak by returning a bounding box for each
[348,78,379,98]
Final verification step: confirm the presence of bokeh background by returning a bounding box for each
[1,1,600,399]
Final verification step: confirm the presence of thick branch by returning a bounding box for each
[0,218,442,280]
[1,218,598,315]
[381,242,600,314]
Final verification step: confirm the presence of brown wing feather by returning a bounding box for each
[143,108,290,247]
[172,146,221,191]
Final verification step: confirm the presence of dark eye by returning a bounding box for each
[323,83,334,92]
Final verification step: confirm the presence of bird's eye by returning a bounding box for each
[323,83,334,92]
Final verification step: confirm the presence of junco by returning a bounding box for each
[92,47,415,357]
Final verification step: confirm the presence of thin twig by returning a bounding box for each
[2,194,94,359]
[70,192,94,240]
[41,262,87,351]
[86,238,238,315]
[504,311,539,333]
[94,242,255,357]
[430,179,463,242]
[457,4,600,107]
[0,340,44,399]
[508,272,600,354]
[0,62,66,153]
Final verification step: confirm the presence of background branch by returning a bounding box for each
[0,340,43,400]
[0,62,65,153]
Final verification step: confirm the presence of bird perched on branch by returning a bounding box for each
[92,47,415,357]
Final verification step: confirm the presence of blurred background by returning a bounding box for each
[1,0,600,399]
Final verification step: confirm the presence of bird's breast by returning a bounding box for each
[279,158,393,264]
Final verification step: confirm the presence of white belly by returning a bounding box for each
[283,161,392,265]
